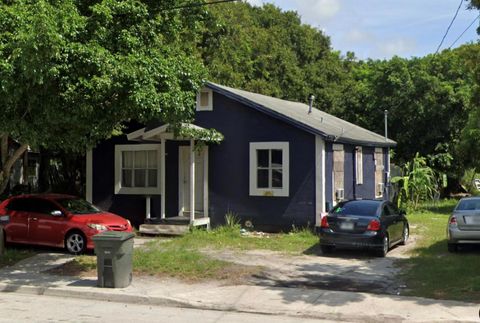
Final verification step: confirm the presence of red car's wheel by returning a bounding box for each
[65,231,86,254]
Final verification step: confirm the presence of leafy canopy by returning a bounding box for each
[0,0,206,151]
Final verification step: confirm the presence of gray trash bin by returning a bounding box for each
[92,231,135,288]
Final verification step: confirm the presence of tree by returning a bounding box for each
[0,0,206,194]
[196,2,347,110]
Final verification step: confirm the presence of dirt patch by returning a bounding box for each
[46,257,263,285]
[45,259,97,277]
[201,236,418,295]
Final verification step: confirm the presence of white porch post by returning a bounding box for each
[190,139,195,224]
[315,136,326,227]
[160,137,166,219]
[203,146,209,219]
[145,196,151,220]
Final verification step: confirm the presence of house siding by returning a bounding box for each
[92,137,160,227]
[194,92,316,231]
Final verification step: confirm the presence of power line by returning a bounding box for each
[160,0,239,11]
[448,13,480,49]
[435,0,465,54]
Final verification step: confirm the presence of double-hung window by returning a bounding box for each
[115,144,161,194]
[249,142,289,197]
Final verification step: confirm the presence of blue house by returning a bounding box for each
[86,82,396,233]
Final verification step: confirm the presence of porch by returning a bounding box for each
[126,123,220,235]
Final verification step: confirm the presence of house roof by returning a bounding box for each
[206,82,396,147]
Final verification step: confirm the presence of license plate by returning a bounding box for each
[340,222,354,230]
[465,216,480,224]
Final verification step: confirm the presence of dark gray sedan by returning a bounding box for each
[447,197,480,252]
[318,200,409,257]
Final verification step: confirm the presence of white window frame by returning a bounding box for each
[114,144,162,195]
[196,88,213,111]
[375,148,384,198]
[249,142,289,197]
[355,146,363,185]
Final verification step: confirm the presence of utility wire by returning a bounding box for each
[435,0,465,54]
[160,0,239,11]
[448,13,480,49]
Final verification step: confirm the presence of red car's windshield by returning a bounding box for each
[56,198,101,215]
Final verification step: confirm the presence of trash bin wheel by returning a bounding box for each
[65,231,86,255]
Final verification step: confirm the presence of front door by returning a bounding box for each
[178,146,207,216]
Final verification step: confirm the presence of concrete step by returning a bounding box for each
[139,223,190,236]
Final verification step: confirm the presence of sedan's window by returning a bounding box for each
[30,199,61,215]
[56,198,100,215]
[456,200,480,211]
[332,201,380,217]
[6,199,30,212]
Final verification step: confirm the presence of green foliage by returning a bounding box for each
[0,0,206,152]
[461,168,480,195]
[392,153,438,209]
[224,211,241,229]
[196,2,347,110]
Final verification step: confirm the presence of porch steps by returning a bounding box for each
[139,223,190,236]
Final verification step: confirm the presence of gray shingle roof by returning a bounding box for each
[207,82,396,147]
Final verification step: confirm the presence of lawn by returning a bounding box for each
[63,227,318,282]
[134,227,317,281]
[400,199,480,302]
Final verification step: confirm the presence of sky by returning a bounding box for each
[245,0,480,59]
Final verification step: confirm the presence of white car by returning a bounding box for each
[447,197,480,252]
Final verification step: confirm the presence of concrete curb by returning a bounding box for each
[0,282,477,323]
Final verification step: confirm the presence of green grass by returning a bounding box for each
[174,226,318,253]
[56,227,317,282]
[0,248,36,268]
[400,199,480,302]
[131,227,317,281]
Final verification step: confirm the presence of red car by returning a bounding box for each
[0,194,133,254]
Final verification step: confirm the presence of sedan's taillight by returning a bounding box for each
[449,216,457,225]
[321,216,330,228]
[366,219,381,231]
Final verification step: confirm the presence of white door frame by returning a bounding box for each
[178,145,209,220]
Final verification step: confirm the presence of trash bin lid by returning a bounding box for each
[92,231,135,242]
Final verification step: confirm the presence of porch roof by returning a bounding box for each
[127,123,208,142]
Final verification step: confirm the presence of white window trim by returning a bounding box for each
[249,142,289,197]
[114,144,162,195]
[355,146,363,185]
[375,148,384,198]
[196,88,213,111]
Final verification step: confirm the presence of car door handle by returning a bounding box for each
[30,218,38,221]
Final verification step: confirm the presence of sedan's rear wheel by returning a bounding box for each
[376,235,389,257]
[65,231,86,255]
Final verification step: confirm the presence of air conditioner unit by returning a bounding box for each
[335,188,344,200]
[377,183,384,197]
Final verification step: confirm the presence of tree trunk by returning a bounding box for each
[0,135,29,196]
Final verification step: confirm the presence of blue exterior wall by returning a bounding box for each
[194,92,316,231]
[91,137,161,227]
[355,147,376,199]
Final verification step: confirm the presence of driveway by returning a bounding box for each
[205,235,418,296]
